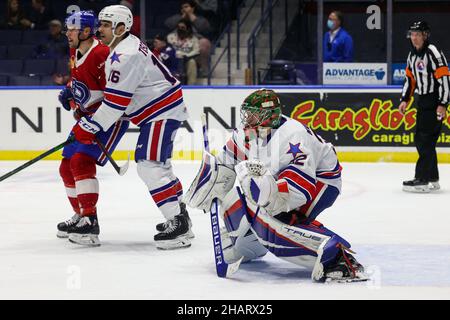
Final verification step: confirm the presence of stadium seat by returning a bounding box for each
[0,45,6,59]
[0,59,23,75]
[55,58,70,75]
[7,44,35,59]
[40,75,56,86]
[0,75,8,86]
[8,75,41,86]
[258,60,297,85]
[0,30,22,45]
[23,59,56,76]
[21,30,49,45]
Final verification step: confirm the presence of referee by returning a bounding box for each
[399,21,450,193]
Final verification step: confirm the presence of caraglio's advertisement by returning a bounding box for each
[280,92,450,147]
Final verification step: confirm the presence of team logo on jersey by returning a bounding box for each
[71,79,91,109]
[417,60,425,72]
[287,143,302,159]
[110,52,122,64]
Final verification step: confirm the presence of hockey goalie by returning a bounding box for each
[186,89,368,283]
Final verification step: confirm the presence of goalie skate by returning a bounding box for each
[67,216,101,247]
[322,246,368,283]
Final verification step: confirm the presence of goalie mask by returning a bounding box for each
[240,89,282,129]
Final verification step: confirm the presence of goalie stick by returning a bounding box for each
[201,114,243,278]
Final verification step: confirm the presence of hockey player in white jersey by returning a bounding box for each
[186,89,367,282]
[71,5,193,249]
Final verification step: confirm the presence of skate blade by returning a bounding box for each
[68,233,101,247]
[325,271,370,284]
[57,231,68,238]
[156,236,191,250]
[428,183,440,191]
[187,229,195,239]
[402,185,430,193]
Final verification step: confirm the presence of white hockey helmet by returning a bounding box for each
[98,5,133,33]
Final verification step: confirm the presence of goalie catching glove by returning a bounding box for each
[235,160,289,216]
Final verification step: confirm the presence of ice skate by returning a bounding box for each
[154,213,191,250]
[156,203,195,239]
[321,246,368,283]
[68,215,101,247]
[402,178,430,193]
[428,180,440,191]
[56,213,81,238]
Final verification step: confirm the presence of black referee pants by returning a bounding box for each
[414,92,442,182]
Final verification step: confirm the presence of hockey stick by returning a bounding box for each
[201,114,243,278]
[94,137,129,176]
[0,136,75,182]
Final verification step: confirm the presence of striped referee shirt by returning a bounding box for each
[401,44,450,105]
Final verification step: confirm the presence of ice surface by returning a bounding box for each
[1,161,450,299]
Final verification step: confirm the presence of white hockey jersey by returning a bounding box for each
[91,34,188,131]
[217,116,342,211]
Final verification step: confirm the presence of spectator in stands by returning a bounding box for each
[167,19,200,85]
[27,0,55,30]
[152,34,179,79]
[119,0,141,37]
[323,11,353,62]
[165,0,212,76]
[1,0,32,30]
[194,0,218,20]
[194,0,219,38]
[33,19,68,59]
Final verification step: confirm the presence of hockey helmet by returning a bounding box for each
[407,21,430,38]
[240,89,282,128]
[65,10,98,36]
[98,5,133,33]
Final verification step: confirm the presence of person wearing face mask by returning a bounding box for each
[323,11,353,62]
[167,19,200,85]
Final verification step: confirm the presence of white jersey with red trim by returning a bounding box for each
[217,116,342,211]
[90,34,188,131]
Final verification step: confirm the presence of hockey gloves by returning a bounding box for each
[72,117,101,144]
[58,87,73,111]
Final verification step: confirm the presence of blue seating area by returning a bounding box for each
[0,30,68,86]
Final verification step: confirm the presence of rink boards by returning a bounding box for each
[0,86,449,163]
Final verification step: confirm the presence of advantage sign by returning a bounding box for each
[323,63,388,85]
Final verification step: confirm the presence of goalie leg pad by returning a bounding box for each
[246,206,351,274]
[220,187,268,263]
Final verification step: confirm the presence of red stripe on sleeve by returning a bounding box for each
[104,92,132,106]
